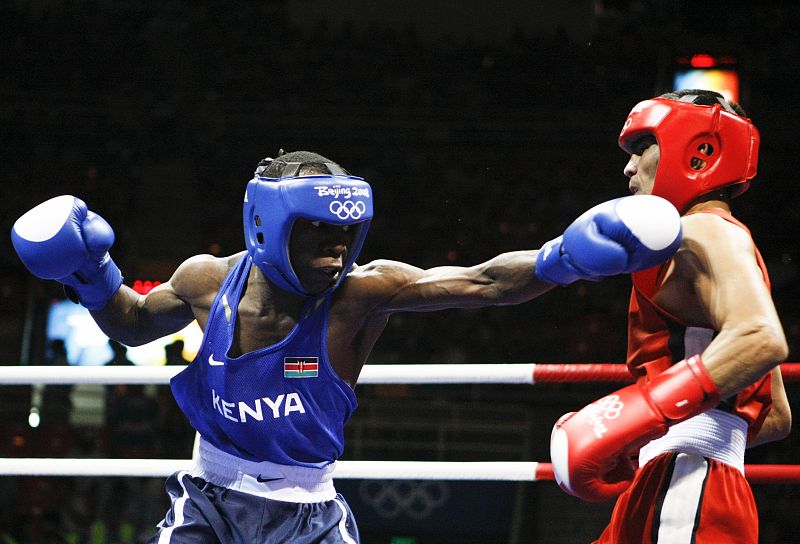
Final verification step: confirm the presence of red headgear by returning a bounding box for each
[618,97,760,213]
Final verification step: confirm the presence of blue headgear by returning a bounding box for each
[243,158,373,296]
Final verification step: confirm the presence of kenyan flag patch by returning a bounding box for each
[284,357,319,378]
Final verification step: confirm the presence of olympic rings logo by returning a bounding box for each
[358,480,450,520]
[620,116,633,136]
[329,200,367,220]
[594,394,624,420]
[584,394,624,438]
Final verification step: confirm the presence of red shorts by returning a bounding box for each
[594,452,757,544]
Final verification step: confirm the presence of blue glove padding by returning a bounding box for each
[11,195,123,310]
[535,195,682,286]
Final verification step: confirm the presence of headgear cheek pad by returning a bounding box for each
[618,98,760,213]
[243,171,373,297]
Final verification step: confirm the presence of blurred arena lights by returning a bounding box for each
[674,53,740,103]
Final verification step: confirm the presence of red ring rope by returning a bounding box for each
[533,462,800,484]
[532,362,800,383]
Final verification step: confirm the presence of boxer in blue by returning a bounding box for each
[12,150,683,543]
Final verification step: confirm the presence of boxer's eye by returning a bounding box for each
[309,221,349,232]
[635,136,656,155]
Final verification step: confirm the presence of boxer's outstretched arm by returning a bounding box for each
[354,250,550,313]
[358,195,682,313]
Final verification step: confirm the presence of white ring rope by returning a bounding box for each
[0,458,545,480]
[0,364,541,481]
[2,458,796,483]
[0,364,537,385]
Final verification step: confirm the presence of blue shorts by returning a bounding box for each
[148,471,360,544]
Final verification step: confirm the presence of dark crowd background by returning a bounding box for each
[1,1,799,542]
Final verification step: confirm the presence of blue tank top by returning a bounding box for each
[170,254,358,468]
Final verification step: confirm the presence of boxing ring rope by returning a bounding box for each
[0,458,550,481]
[2,362,799,385]
[2,363,799,483]
[0,458,796,485]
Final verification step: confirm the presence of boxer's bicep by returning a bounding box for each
[92,254,216,345]
[689,219,775,334]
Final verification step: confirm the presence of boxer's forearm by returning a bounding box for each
[471,250,555,304]
[700,322,788,399]
[91,283,195,346]
[747,368,791,448]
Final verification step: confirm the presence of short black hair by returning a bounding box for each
[259,150,348,178]
[659,88,747,117]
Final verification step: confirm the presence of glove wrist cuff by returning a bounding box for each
[535,237,581,286]
[61,255,123,311]
[646,354,721,421]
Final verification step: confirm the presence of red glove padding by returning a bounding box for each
[550,355,720,503]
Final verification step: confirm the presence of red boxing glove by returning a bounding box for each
[549,355,720,503]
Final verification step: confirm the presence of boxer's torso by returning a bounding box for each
[171,254,358,466]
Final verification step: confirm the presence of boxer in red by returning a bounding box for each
[550,89,791,543]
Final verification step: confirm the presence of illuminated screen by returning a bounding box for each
[46,299,203,366]
[673,68,740,103]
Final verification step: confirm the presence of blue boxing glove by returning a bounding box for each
[11,195,123,310]
[535,195,682,286]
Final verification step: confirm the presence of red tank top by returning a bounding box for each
[628,208,773,441]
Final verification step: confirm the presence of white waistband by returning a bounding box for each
[638,409,747,474]
[190,439,337,502]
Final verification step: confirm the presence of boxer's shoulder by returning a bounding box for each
[680,212,753,255]
[170,253,236,299]
[349,259,421,278]
[328,259,435,320]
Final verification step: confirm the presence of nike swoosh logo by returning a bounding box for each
[256,475,283,483]
[208,354,225,366]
